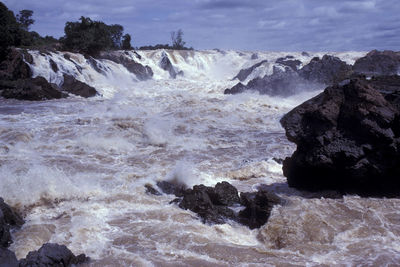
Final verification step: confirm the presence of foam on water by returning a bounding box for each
[3,49,398,266]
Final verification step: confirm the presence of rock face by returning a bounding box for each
[149,181,281,229]
[160,52,183,79]
[232,60,268,82]
[280,77,400,196]
[0,76,67,100]
[99,52,153,81]
[0,48,32,80]
[61,74,98,97]
[226,54,351,96]
[353,50,400,76]
[19,243,89,267]
[298,55,352,84]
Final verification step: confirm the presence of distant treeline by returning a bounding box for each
[0,1,192,60]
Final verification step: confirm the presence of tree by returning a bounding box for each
[171,29,186,50]
[121,34,132,50]
[0,2,22,60]
[16,9,34,31]
[109,24,123,48]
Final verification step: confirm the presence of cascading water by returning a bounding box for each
[2,49,398,266]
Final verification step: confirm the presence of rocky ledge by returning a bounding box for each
[280,76,400,196]
[146,181,281,229]
[0,197,89,266]
[0,48,98,100]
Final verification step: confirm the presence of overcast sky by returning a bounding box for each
[3,0,399,51]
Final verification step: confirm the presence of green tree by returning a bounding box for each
[109,24,123,48]
[0,2,22,60]
[122,34,132,50]
[16,9,34,31]
[171,29,186,49]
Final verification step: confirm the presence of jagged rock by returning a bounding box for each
[298,55,352,84]
[49,59,58,73]
[160,52,182,79]
[353,50,400,76]
[301,51,310,57]
[275,56,302,71]
[0,48,32,80]
[98,52,153,81]
[0,247,18,267]
[280,77,400,196]
[224,82,247,94]
[19,243,89,267]
[0,76,67,100]
[61,74,98,97]
[0,197,23,248]
[145,184,161,196]
[238,190,281,229]
[232,60,268,81]
[251,53,258,60]
[148,181,281,228]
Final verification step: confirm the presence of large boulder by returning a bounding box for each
[275,56,301,71]
[0,48,32,80]
[0,76,67,100]
[19,243,89,267]
[148,181,281,229]
[0,197,23,248]
[61,74,98,97]
[353,50,400,76]
[280,77,400,196]
[298,55,352,84]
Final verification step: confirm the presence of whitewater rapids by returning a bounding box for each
[1,49,399,266]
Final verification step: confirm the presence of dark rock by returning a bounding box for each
[232,60,268,82]
[19,243,89,267]
[238,190,281,229]
[151,181,281,228]
[353,50,400,76]
[280,77,400,196]
[49,59,58,73]
[133,51,142,60]
[273,157,284,164]
[1,76,67,101]
[179,184,237,224]
[160,52,181,79]
[63,54,83,74]
[145,184,161,196]
[251,53,258,60]
[61,74,98,97]
[99,53,153,81]
[86,57,105,74]
[301,51,310,57]
[298,55,352,84]
[0,247,18,267]
[0,48,32,80]
[0,198,23,248]
[275,57,302,71]
[156,181,186,197]
[224,82,247,94]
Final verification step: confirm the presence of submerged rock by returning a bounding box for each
[353,50,400,76]
[148,181,281,229]
[280,77,400,196]
[19,243,90,267]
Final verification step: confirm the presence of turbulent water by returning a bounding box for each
[1,49,400,266]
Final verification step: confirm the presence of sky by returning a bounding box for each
[3,0,400,51]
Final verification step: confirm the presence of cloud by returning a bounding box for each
[2,0,400,51]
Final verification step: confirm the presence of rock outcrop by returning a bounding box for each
[19,243,89,267]
[232,60,268,82]
[353,50,400,76]
[0,198,23,248]
[147,181,281,229]
[99,52,153,81]
[280,76,400,196]
[160,52,183,79]
[61,74,98,97]
[226,54,351,96]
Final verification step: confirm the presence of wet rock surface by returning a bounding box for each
[0,247,18,267]
[280,76,400,196]
[99,52,153,81]
[147,181,281,229]
[353,50,400,76]
[61,74,98,97]
[0,197,23,249]
[19,243,90,267]
[160,52,183,79]
[232,60,268,82]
